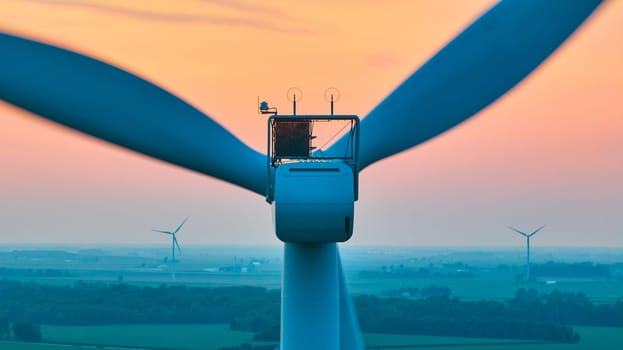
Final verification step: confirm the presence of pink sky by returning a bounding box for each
[0,0,622,246]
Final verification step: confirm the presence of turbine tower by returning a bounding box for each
[509,225,546,281]
[0,2,603,349]
[153,217,187,280]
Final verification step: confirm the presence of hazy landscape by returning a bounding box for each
[1,244,621,349]
[1,1,622,350]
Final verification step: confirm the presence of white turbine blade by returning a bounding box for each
[508,227,528,237]
[529,224,546,237]
[325,0,603,169]
[173,217,189,234]
[0,33,266,195]
[152,229,173,235]
[173,235,182,255]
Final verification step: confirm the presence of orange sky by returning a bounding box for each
[0,0,622,246]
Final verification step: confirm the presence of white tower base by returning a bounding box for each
[281,243,339,350]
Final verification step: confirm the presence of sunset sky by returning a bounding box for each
[1,0,622,247]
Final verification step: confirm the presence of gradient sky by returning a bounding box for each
[1,0,622,247]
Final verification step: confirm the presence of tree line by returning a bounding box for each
[0,318,41,342]
[1,279,622,343]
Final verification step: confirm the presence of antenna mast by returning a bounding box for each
[325,87,340,116]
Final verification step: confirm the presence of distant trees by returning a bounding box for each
[360,267,433,279]
[354,294,580,343]
[361,263,475,279]
[252,323,280,341]
[1,279,622,343]
[508,288,623,327]
[531,262,611,279]
[0,319,41,342]
[0,318,10,338]
[11,322,41,342]
[0,267,71,278]
[0,280,280,326]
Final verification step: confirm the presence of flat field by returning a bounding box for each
[1,246,622,350]
[364,326,623,350]
[41,323,274,350]
[3,245,623,303]
[0,324,620,350]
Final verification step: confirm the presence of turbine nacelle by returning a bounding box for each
[266,114,359,243]
[273,162,355,242]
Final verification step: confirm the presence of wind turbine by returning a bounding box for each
[509,225,546,282]
[153,217,187,280]
[0,1,603,349]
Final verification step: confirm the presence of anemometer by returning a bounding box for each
[260,89,360,243]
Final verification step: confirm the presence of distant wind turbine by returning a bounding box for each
[508,225,546,281]
[153,217,188,280]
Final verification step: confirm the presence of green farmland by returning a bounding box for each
[1,246,622,349]
[41,323,275,350]
[1,324,621,350]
